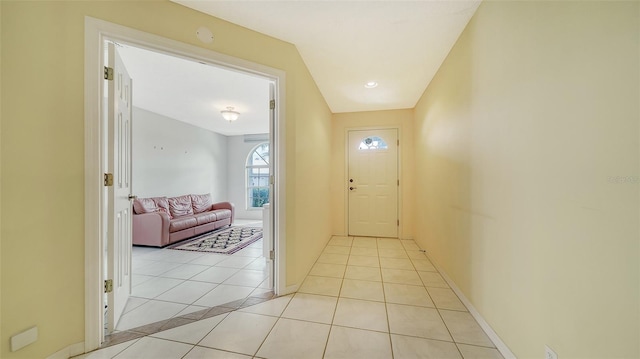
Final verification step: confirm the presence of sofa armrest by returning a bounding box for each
[212,201,235,224]
[133,212,170,247]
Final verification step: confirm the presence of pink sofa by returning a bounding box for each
[133,193,234,247]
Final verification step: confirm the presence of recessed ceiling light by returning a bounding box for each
[364,81,378,89]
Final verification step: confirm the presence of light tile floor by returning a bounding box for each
[115,220,268,332]
[79,236,504,359]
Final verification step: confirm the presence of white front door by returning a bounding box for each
[106,42,133,332]
[348,129,399,238]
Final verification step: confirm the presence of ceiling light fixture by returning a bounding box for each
[220,106,240,122]
[364,81,378,89]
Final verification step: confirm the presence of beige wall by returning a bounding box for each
[331,110,415,239]
[0,1,331,358]
[413,1,639,358]
[290,69,334,285]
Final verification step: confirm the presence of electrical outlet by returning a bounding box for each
[10,326,38,352]
[545,345,558,359]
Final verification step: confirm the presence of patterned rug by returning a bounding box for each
[169,226,263,254]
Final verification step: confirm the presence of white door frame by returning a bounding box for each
[84,17,288,352]
[344,126,403,239]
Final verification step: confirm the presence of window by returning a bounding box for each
[246,142,270,209]
[358,136,388,150]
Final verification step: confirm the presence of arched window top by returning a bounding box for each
[247,142,269,166]
[358,136,388,150]
[246,142,269,209]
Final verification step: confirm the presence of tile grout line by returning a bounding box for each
[294,234,352,358]
[191,311,231,348]
[122,236,498,359]
[104,337,141,359]
[104,290,277,348]
[131,246,268,301]
[392,240,464,353]
[414,245,472,358]
[244,312,279,358]
[378,239,396,359]
[321,235,352,358]
[123,278,263,324]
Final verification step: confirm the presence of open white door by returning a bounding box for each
[267,83,276,289]
[348,129,399,238]
[106,42,133,332]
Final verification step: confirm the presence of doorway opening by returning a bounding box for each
[84,17,287,352]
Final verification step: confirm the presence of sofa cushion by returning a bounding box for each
[211,209,232,220]
[191,193,212,214]
[133,197,173,219]
[193,211,217,225]
[168,195,194,218]
[133,197,157,214]
[154,197,171,217]
[169,216,198,232]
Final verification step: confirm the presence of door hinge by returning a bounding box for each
[104,279,113,293]
[269,175,274,185]
[104,66,114,81]
[269,100,276,110]
[269,250,275,260]
[104,173,114,187]
[397,219,400,226]
[397,179,400,186]
[397,139,399,146]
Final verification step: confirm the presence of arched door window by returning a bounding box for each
[358,136,388,150]
[246,142,270,209]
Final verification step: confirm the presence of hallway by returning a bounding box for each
[77,236,503,359]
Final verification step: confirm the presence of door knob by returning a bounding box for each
[128,194,138,200]
[349,187,357,191]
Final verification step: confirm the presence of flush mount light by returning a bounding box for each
[220,106,240,122]
[364,81,378,89]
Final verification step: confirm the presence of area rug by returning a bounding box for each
[169,226,263,255]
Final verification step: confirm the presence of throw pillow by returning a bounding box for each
[191,193,212,214]
[168,195,194,218]
[153,197,172,219]
[133,197,158,214]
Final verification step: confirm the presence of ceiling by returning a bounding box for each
[117,44,271,136]
[118,1,480,137]
[173,0,481,113]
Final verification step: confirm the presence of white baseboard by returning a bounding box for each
[46,342,85,359]
[425,253,517,359]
